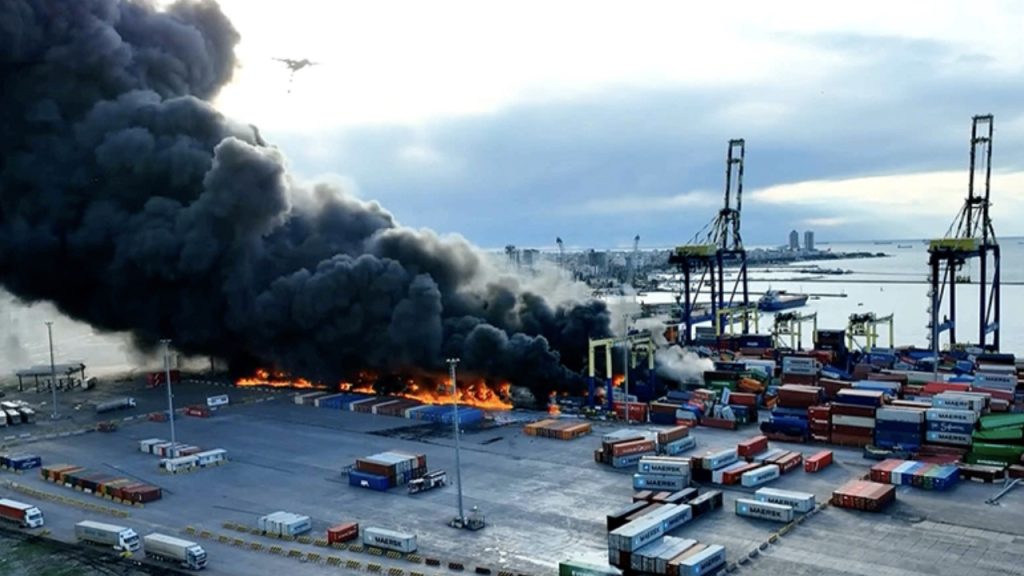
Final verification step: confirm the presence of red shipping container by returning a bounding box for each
[922,382,971,395]
[831,403,877,418]
[722,463,761,485]
[869,459,904,484]
[830,432,872,447]
[612,439,657,457]
[728,392,758,407]
[632,490,654,503]
[831,424,876,436]
[808,405,832,420]
[327,522,359,544]
[776,452,803,474]
[737,435,769,459]
[819,378,852,399]
[613,402,649,422]
[657,425,691,445]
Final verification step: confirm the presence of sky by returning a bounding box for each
[207,0,1024,250]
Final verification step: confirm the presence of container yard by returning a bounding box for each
[0,371,1021,576]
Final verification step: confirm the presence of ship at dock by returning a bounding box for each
[757,289,809,311]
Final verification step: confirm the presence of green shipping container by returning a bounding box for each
[973,427,1024,443]
[971,443,1024,459]
[978,413,1024,431]
[559,560,621,576]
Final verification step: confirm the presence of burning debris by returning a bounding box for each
[0,0,611,405]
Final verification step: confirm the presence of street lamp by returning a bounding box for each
[45,322,59,419]
[446,358,465,525]
[161,339,176,448]
[622,314,630,426]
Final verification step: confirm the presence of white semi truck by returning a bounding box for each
[0,499,44,528]
[143,533,208,570]
[75,520,141,552]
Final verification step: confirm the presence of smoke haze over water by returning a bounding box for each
[0,0,611,398]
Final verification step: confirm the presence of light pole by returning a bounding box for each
[161,339,177,448]
[622,314,630,426]
[447,358,465,524]
[45,322,59,419]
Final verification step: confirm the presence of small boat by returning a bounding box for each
[757,289,809,311]
[897,244,913,249]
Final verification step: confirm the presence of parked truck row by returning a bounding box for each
[0,401,35,426]
[74,520,207,570]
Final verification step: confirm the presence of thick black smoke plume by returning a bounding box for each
[0,0,611,401]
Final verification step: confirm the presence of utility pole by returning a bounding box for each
[162,339,177,449]
[623,314,630,426]
[45,322,58,419]
[447,358,465,524]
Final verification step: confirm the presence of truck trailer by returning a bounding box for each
[95,397,136,414]
[0,499,44,528]
[143,533,208,570]
[75,520,141,552]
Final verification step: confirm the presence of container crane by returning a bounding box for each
[668,139,753,344]
[927,115,1000,353]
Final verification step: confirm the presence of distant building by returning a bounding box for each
[789,230,800,251]
[804,230,815,252]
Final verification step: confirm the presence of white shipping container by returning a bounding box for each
[608,514,665,552]
[735,498,794,522]
[831,415,876,429]
[612,453,646,469]
[926,408,978,424]
[633,473,689,491]
[161,455,198,473]
[654,538,698,575]
[875,407,924,423]
[782,356,818,375]
[741,465,780,487]
[931,394,985,411]
[362,527,417,553]
[853,380,901,395]
[891,460,917,485]
[632,537,676,572]
[974,372,1017,390]
[603,429,646,444]
[638,456,690,476]
[925,430,972,446]
[753,488,816,513]
[750,448,784,463]
[645,503,693,532]
[195,449,227,467]
[661,436,697,456]
[702,449,739,470]
[139,439,165,454]
[676,544,727,576]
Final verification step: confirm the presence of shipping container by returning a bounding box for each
[638,456,691,477]
[753,488,815,513]
[612,453,646,469]
[741,465,780,487]
[661,436,697,456]
[645,503,693,532]
[876,407,925,423]
[633,473,689,491]
[138,439,165,454]
[701,448,739,470]
[735,498,794,522]
[688,490,723,518]
[195,449,227,467]
[349,470,390,491]
[362,527,417,553]
[675,544,726,576]
[737,435,769,459]
[608,514,665,553]
[607,501,650,532]
[327,522,359,544]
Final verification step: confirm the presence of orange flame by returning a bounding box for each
[238,368,512,410]
[236,368,325,389]
[547,391,561,415]
[612,374,625,388]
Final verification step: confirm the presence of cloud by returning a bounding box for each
[579,191,718,215]
[801,217,849,228]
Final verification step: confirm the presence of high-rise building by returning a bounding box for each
[804,230,815,252]
[789,230,800,251]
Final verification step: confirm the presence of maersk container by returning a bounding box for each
[662,436,697,456]
[349,470,390,491]
[633,473,688,491]
[608,514,665,552]
[753,488,815,513]
[676,544,726,576]
[931,394,984,411]
[558,560,622,576]
[926,408,978,424]
[925,430,972,446]
[612,453,645,469]
[362,527,417,553]
[875,407,925,423]
[645,503,693,532]
[741,465,780,488]
[638,456,690,476]
[702,449,738,470]
[652,538,698,575]
[735,498,794,522]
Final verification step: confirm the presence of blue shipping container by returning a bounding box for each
[874,421,924,435]
[348,470,391,491]
[925,420,974,435]
[11,454,42,470]
[770,406,809,419]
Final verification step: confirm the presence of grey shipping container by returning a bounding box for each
[735,498,794,523]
